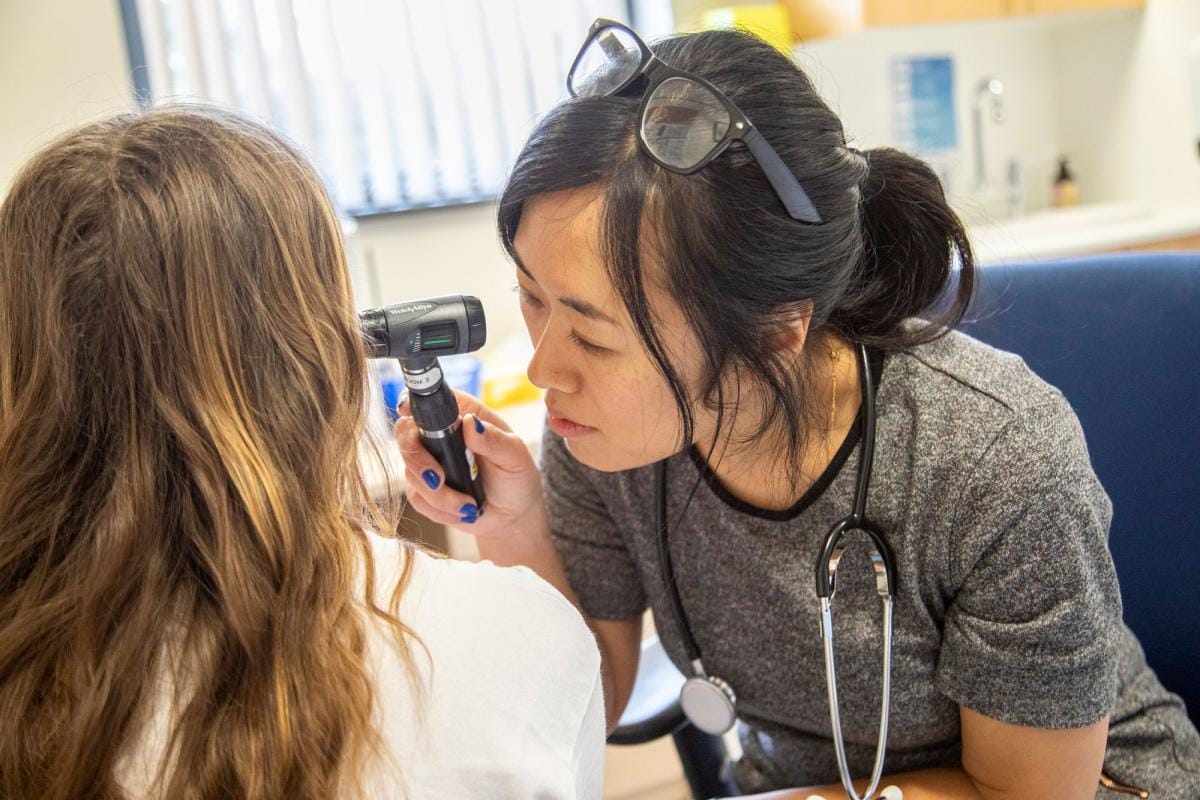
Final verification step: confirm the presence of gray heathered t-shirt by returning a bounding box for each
[542,329,1200,798]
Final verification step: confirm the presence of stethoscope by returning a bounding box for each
[655,344,898,800]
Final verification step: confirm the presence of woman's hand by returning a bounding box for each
[394,390,546,541]
[397,391,647,735]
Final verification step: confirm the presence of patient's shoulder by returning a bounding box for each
[357,534,607,798]
[366,532,599,674]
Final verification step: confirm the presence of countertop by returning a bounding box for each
[969,203,1200,263]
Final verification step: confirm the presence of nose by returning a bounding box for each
[527,330,581,395]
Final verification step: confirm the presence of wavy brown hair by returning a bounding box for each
[0,106,416,799]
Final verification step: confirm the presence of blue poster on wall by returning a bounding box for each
[890,56,958,153]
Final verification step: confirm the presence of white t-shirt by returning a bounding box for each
[116,533,606,799]
[363,534,606,799]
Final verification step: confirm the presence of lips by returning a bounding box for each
[546,404,597,438]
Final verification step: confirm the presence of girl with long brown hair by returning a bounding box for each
[0,106,603,800]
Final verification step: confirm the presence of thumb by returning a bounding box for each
[462,413,532,474]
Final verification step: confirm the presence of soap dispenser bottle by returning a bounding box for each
[1052,156,1080,208]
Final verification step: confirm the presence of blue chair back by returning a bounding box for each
[959,252,1200,725]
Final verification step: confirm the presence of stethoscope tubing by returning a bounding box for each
[821,594,894,800]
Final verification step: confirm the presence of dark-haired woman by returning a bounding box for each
[398,22,1200,800]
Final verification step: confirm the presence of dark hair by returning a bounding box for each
[498,29,975,473]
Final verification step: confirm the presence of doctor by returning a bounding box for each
[397,22,1200,800]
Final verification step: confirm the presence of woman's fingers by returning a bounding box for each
[394,417,480,517]
[395,415,485,523]
[403,466,482,520]
[393,394,542,533]
[460,414,533,476]
[452,391,514,433]
[394,415,443,486]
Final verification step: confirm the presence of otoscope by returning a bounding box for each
[359,295,487,508]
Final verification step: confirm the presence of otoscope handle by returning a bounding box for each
[408,372,486,508]
[420,423,485,508]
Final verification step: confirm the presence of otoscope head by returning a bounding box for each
[358,294,487,361]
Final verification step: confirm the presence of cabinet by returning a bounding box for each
[861,0,1008,27]
[859,0,1142,27]
[696,0,1145,40]
[1009,0,1144,12]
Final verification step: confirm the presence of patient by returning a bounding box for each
[0,106,603,799]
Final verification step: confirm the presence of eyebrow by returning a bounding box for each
[513,251,619,326]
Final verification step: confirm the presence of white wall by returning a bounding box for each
[352,202,526,344]
[799,14,1069,217]
[0,1,135,195]
[806,0,1200,215]
[679,0,1200,220]
[1054,0,1200,207]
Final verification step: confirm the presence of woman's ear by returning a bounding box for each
[769,300,814,357]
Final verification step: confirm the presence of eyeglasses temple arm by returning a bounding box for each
[743,127,823,224]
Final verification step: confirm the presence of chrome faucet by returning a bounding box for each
[972,77,1005,193]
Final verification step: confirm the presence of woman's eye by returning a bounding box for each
[512,284,607,354]
[513,283,543,309]
[569,331,609,355]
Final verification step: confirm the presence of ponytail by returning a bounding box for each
[830,147,976,348]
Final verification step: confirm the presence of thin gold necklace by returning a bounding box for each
[827,343,840,460]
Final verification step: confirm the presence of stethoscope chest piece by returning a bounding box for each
[679,672,737,735]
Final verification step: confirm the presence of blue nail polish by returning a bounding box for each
[474,416,484,434]
[459,513,477,525]
[422,470,440,490]
[459,503,479,516]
